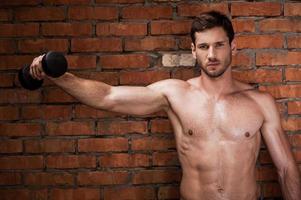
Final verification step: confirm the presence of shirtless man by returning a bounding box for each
[29,11,300,200]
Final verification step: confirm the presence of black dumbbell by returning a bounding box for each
[18,51,68,90]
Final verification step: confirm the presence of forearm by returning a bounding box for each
[279,163,301,200]
[48,72,113,109]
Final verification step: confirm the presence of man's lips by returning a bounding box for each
[207,62,220,66]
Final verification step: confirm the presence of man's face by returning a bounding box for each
[191,27,235,78]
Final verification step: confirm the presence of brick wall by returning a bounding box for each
[0,0,300,199]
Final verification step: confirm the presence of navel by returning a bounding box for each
[245,132,250,137]
[188,129,193,136]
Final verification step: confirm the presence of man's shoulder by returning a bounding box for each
[149,78,190,89]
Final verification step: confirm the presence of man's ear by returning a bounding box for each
[191,43,196,59]
[231,40,237,56]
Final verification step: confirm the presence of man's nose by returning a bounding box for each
[207,46,216,59]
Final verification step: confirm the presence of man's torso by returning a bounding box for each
[159,78,266,200]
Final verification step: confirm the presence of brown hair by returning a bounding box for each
[190,11,234,45]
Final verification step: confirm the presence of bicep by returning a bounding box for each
[107,85,169,115]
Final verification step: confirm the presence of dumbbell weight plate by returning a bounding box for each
[18,64,44,90]
[42,51,67,78]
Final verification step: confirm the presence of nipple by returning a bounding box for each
[188,129,193,136]
[245,132,250,137]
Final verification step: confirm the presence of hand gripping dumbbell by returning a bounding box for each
[18,51,68,90]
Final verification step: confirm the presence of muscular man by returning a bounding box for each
[29,11,301,200]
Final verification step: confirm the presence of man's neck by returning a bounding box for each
[199,70,235,100]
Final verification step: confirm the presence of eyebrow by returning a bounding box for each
[198,40,228,46]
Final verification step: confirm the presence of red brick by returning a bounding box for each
[0,189,47,200]
[0,55,35,70]
[281,118,301,131]
[100,153,150,167]
[0,9,12,21]
[46,121,94,136]
[232,19,255,33]
[158,186,180,200]
[293,150,301,162]
[232,51,252,68]
[42,23,92,36]
[44,0,90,5]
[72,38,122,52]
[15,7,65,21]
[74,105,124,119]
[104,187,155,200]
[96,0,143,3]
[132,137,176,151]
[231,2,281,16]
[67,55,97,69]
[235,34,283,49]
[0,73,14,87]
[0,89,41,104]
[75,71,119,86]
[122,6,172,19]
[286,68,301,81]
[0,156,43,170]
[232,69,282,83]
[100,54,150,69]
[179,36,191,50]
[50,188,101,200]
[177,3,228,17]
[24,139,75,153]
[0,106,19,120]
[259,150,272,164]
[132,169,181,184]
[0,40,16,53]
[125,37,176,51]
[46,155,96,169]
[151,20,191,35]
[0,123,41,137]
[0,140,22,153]
[79,137,128,152]
[78,171,129,185]
[256,167,278,181]
[0,173,22,185]
[153,151,179,166]
[259,19,301,32]
[287,35,301,48]
[0,23,39,37]
[120,70,170,85]
[18,39,68,53]
[69,6,118,20]
[172,68,196,80]
[0,0,40,6]
[288,101,301,115]
[24,172,74,186]
[256,52,301,66]
[21,105,72,120]
[262,183,282,197]
[98,120,147,135]
[97,23,147,36]
[259,85,301,99]
[151,119,173,133]
[284,3,301,16]
[288,134,301,148]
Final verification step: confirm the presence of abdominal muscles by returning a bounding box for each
[177,131,260,200]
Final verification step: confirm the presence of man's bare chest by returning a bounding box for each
[169,91,264,140]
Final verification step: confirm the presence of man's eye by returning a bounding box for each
[198,45,208,50]
[216,43,224,48]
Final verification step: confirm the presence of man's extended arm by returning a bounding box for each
[29,55,170,116]
[260,93,301,200]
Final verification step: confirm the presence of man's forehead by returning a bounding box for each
[194,27,229,44]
